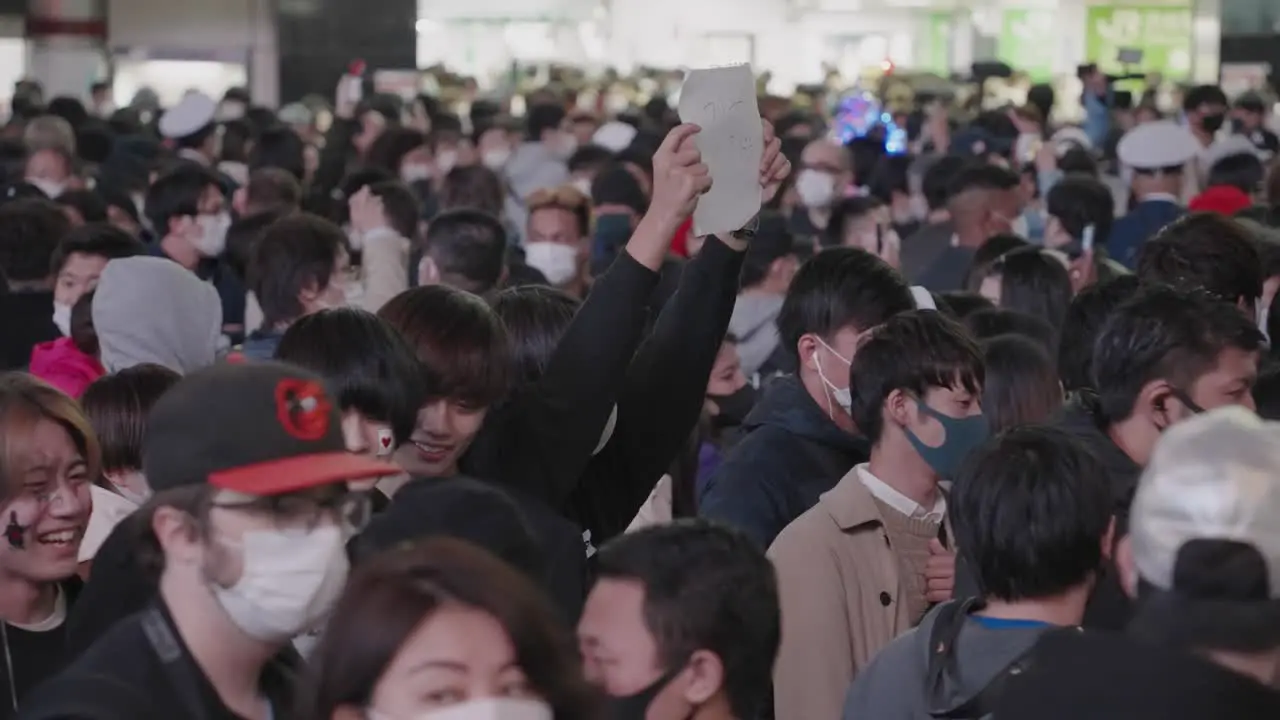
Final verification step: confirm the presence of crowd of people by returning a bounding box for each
[0,64,1278,720]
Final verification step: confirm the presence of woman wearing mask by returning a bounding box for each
[302,538,597,720]
[0,373,97,712]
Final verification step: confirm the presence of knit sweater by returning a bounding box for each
[873,496,941,625]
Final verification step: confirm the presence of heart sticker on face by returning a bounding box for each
[377,428,394,455]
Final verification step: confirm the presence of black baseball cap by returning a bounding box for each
[143,361,399,496]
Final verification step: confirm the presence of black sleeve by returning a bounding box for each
[473,250,659,508]
[577,235,746,540]
[308,119,357,204]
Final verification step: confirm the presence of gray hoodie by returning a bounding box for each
[92,257,222,375]
[842,600,1051,720]
[728,293,785,379]
[504,141,570,230]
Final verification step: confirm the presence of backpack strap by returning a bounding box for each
[925,600,1043,719]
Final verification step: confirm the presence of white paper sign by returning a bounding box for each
[677,64,762,237]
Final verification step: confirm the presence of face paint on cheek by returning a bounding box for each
[6,511,28,549]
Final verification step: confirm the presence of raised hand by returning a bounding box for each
[348,186,388,235]
[649,124,712,227]
[759,120,790,204]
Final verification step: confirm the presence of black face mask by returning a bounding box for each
[607,667,685,720]
[707,385,758,429]
[1200,113,1226,133]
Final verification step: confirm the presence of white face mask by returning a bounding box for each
[795,169,837,209]
[29,177,65,199]
[435,151,458,176]
[571,176,593,197]
[211,524,349,642]
[1009,213,1030,238]
[482,148,511,170]
[52,302,72,336]
[371,697,553,720]
[193,212,232,257]
[813,336,853,414]
[401,164,433,183]
[107,469,151,506]
[524,241,579,286]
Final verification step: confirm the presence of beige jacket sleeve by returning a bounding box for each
[355,227,410,314]
[768,528,856,720]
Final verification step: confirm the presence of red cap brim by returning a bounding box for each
[209,452,401,496]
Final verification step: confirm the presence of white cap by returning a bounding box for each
[1131,406,1280,598]
[1049,126,1092,156]
[593,121,637,153]
[158,91,218,139]
[1204,134,1262,171]
[1117,120,1199,170]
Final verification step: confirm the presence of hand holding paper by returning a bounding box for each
[678,64,763,236]
[649,124,713,229]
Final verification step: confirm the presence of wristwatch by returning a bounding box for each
[732,213,761,240]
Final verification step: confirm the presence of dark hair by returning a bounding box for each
[922,155,968,211]
[963,308,1056,351]
[526,104,567,142]
[1093,285,1265,423]
[275,308,428,447]
[980,335,1062,432]
[1137,213,1263,309]
[0,198,72,282]
[70,289,97,357]
[988,248,1072,335]
[365,127,428,177]
[144,164,221,235]
[947,163,1020,200]
[248,125,306,181]
[302,538,598,720]
[50,223,145,277]
[1208,152,1265,195]
[824,196,884,248]
[1253,362,1280,420]
[595,520,779,720]
[490,285,580,393]
[866,154,911,203]
[1058,275,1142,393]
[967,233,1031,290]
[244,167,301,213]
[849,310,984,444]
[55,189,107,224]
[938,291,995,320]
[368,180,421,242]
[422,209,508,295]
[777,247,913,361]
[440,165,504,217]
[1057,147,1098,176]
[249,213,345,327]
[952,425,1112,601]
[1182,84,1228,112]
[224,209,285,281]
[1046,175,1114,250]
[80,364,181,473]
[567,144,613,175]
[378,286,510,406]
[740,211,795,288]
[590,164,647,215]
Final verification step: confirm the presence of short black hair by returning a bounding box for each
[824,196,884,248]
[1058,275,1141,393]
[55,189,108,224]
[849,310,984,444]
[968,233,1031,288]
[952,425,1112,601]
[248,125,306,181]
[421,209,508,295]
[988,248,1073,335]
[963,308,1056,351]
[365,127,428,176]
[0,198,72,282]
[367,180,420,242]
[1057,147,1098,177]
[938,291,995,320]
[1137,213,1263,309]
[922,155,968,211]
[274,307,428,447]
[244,167,301,214]
[740,211,795,288]
[777,247,913,361]
[51,223,145,277]
[866,154,911,202]
[947,162,1020,200]
[590,164,647,215]
[567,144,614,175]
[980,334,1062,432]
[145,164,222,235]
[1207,152,1265,194]
[1046,175,1114,250]
[249,213,345,327]
[377,285,510,406]
[526,103,567,142]
[490,285,580,393]
[1093,285,1265,423]
[225,209,286,281]
[1182,84,1228,111]
[81,364,181,473]
[594,520,779,720]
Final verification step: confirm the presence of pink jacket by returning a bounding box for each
[29,337,105,398]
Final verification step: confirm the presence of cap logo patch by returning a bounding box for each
[275,379,332,441]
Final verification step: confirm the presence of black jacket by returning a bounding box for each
[698,374,871,548]
[996,628,1280,720]
[19,602,297,720]
[0,291,59,371]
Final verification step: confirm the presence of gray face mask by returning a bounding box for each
[903,397,990,479]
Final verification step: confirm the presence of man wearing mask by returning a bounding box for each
[505,103,574,231]
[1057,285,1263,631]
[1232,92,1279,160]
[699,247,915,548]
[790,138,854,247]
[768,311,982,720]
[146,164,245,342]
[18,362,396,719]
[1108,121,1198,268]
[578,521,780,720]
[1182,84,1230,193]
[915,164,1023,291]
[727,212,799,380]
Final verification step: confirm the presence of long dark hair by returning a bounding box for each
[299,538,599,720]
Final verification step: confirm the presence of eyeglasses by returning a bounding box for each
[525,184,589,211]
[213,489,372,535]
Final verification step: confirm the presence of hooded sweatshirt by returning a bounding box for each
[29,337,104,398]
[92,257,222,375]
[698,374,870,548]
[842,600,1054,720]
[728,293,784,379]
[504,141,570,230]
